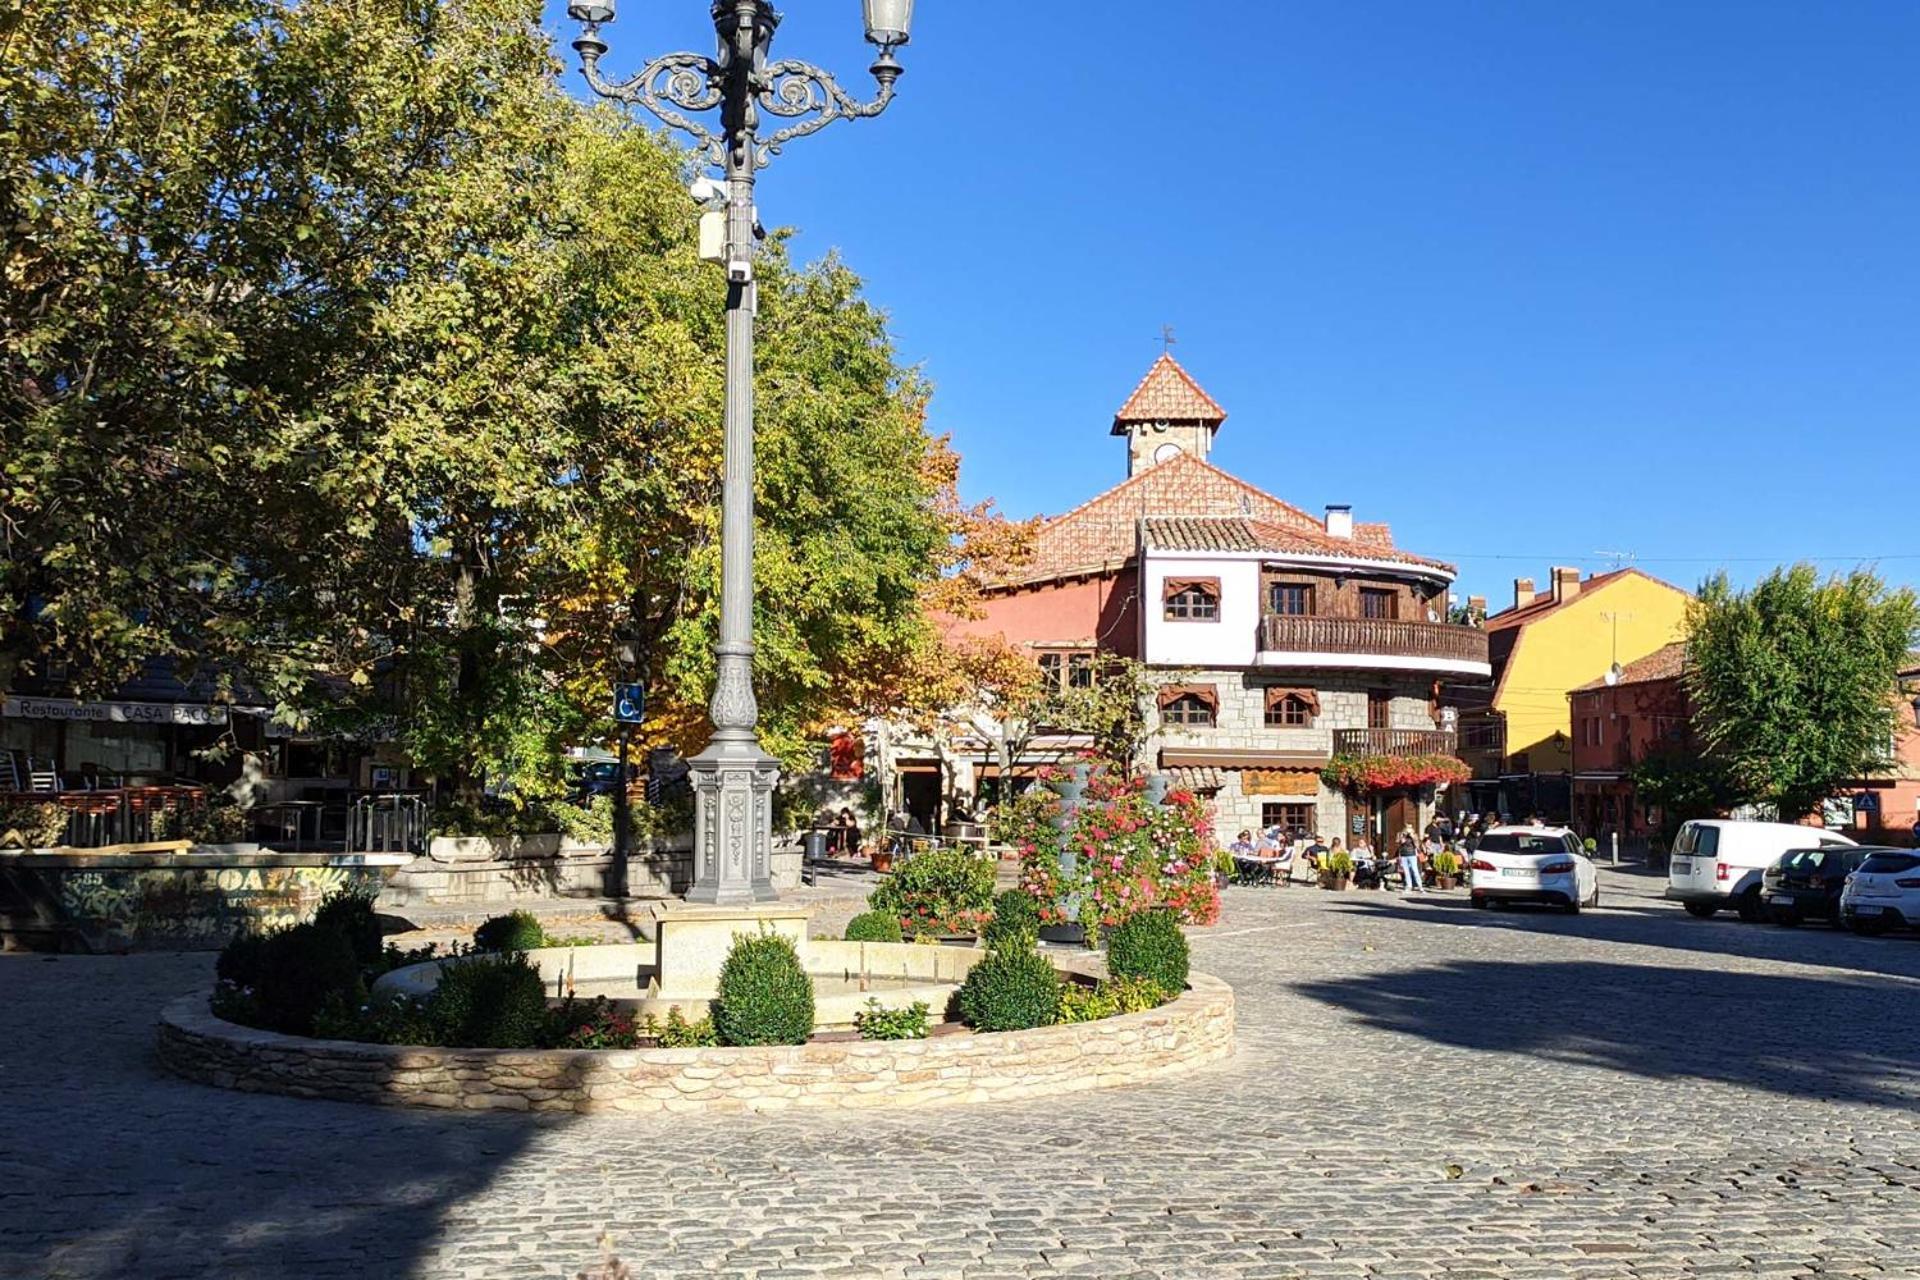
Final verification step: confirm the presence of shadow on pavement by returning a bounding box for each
[1293,956,1920,1109]
[0,953,561,1279]
[1325,892,1920,981]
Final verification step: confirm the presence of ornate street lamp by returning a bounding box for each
[568,1,912,905]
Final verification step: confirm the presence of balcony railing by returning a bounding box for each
[1259,614,1491,667]
[1332,728,1460,758]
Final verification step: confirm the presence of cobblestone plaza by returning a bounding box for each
[7,867,1920,1279]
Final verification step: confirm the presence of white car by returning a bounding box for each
[1468,826,1599,913]
[1838,848,1920,935]
[1666,819,1856,921]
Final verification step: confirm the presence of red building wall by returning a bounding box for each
[948,567,1141,658]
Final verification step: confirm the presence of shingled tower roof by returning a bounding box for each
[1109,353,1228,435]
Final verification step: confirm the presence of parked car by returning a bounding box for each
[1761,845,1894,927]
[567,760,637,802]
[1468,826,1599,913]
[1838,848,1920,935]
[1666,820,1856,921]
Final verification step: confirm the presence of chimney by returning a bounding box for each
[1325,504,1353,539]
[1552,566,1582,602]
[1514,578,1536,609]
[1467,595,1487,618]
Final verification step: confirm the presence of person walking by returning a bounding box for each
[1396,824,1425,893]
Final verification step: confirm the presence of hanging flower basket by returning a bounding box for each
[1321,753,1472,794]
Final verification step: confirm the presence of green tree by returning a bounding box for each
[1628,749,1740,841]
[3,0,959,804]
[1686,566,1919,821]
[1047,657,1169,777]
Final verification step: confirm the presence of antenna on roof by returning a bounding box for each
[1594,549,1636,571]
[1161,325,1177,354]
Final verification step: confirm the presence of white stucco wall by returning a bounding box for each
[1142,554,1260,668]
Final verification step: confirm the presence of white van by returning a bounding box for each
[1666,820,1856,920]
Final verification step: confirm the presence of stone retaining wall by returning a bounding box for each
[156,973,1234,1115]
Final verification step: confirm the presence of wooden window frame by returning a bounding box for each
[1157,683,1219,728]
[1260,802,1314,835]
[1268,581,1315,617]
[1163,576,1221,622]
[1263,687,1320,728]
[1359,587,1398,621]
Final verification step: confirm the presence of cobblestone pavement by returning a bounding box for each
[7,866,1920,1279]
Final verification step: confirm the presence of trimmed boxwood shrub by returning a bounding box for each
[251,923,364,1036]
[993,888,1041,932]
[711,933,815,1046]
[216,929,273,989]
[313,887,384,966]
[473,910,546,953]
[843,911,904,944]
[427,953,550,1049]
[1104,909,1189,996]
[956,935,1062,1032]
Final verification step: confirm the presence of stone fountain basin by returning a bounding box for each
[373,939,981,1031]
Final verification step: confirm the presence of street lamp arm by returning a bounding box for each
[575,39,727,164]
[755,55,901,165]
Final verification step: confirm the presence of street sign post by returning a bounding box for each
[612,683,645,880]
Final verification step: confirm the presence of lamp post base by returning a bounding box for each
[685,736,781,905]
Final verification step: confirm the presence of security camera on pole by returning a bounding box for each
[567,1,914,906]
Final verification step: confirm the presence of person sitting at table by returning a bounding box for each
[829,807,860,857]
[1228,829,1256,856]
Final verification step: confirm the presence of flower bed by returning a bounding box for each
[995,766,1220,938]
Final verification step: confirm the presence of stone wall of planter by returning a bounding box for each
[156,972,1235,1115]
[377,836,802,909]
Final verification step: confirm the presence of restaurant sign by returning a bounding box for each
[2,697,229,727]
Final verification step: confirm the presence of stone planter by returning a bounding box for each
[427,833,562,864]
[1321,876,1351,891]
[869,849,894,874]
[1434,873,1458,890]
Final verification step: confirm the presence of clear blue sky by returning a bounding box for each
[546,0,1920,607]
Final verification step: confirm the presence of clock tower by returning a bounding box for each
[1111,353,1229,477]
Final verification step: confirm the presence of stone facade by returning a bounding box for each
[155,968,1235,1116]
[1155,669,1441,843]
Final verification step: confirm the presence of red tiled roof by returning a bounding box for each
[1574,641,1689,691]
[1485,568,1687,631]
[1110,354,1228,432]
[1014,453,1322,582]
[1139,515,1454,571]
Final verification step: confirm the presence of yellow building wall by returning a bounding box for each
[1496,576,1693,773]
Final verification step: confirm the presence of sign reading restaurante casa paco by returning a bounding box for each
[2,697,229,727]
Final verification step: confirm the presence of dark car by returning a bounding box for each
[1761,845,1894,927]
[568,760,637,801]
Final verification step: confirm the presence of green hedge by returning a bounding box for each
[956,935,1061,1032]
[427,953,550,1049]
[250,923,364,1036]
[473,910,547,953]
[711,933,815,1046]
[1104,909,1188,996]
[843,911,904,943]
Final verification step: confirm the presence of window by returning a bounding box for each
[1266,695,1313,728]
[1368,690,1392,730]
[1163,577,1220,621]
[1269,583,1313,616]
[1261,803,1313,836]
[1359,588,1398,620]
[1037,650,1095,693]
[1463,719,1502,750]
[1162,694,1215,727]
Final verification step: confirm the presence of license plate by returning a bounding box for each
[1501,868,1534,878]
[1771,894,1795,906]
[1852,904,1885,915]
[1671,860,1691,874]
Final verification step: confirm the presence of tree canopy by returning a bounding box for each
[1685,566,1919,821]
[2,0,974,801]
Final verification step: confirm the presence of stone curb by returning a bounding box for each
[155,972,1235,1116]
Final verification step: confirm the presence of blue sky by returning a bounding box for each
[546,0,1920,607]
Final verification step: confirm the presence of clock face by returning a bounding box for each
[1153,442,1184,464]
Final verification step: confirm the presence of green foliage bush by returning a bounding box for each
[0,801,67,849]
[473,910,547,953]
[428,953,550,1049]
[1106,973,1169,1013]
[1104,909,1188,996]
[711,933,815,1046]
[854,999,930,1041]
[216,929,274,989]
[867,847,996,935]
[981,911,1036,952]
[843,911,904,943]
[646,1006,719,1048]
[250,923,365,1036]
[1055,981,1118,1024]
[956,935,1062,1033]
[313,887,384,966]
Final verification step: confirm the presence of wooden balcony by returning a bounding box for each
[1258,614,1491,670]
[1332,728,1460,758]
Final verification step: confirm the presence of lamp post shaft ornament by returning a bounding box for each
[570,1,913,904]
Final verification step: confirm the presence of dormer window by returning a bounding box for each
[1163,576,1220,622]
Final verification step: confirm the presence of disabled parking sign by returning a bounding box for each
[613,683,646,725]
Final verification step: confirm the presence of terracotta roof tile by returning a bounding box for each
[1141,517,1265,553]
[1574,641,1689,691]
[1110,354,1228,432]
[1138,515,1454,571]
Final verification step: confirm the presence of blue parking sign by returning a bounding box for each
[614,683,646,725]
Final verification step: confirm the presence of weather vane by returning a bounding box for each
[1161,325,1177,354]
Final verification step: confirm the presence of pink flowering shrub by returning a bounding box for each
[994,765,1219,938]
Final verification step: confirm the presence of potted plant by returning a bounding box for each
[1320,849,1354,891]
[1432,848,1461,890]
[868,842,894,874]
[1212,848,1237,890]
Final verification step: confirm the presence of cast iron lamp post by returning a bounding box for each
[568,1,913,904]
